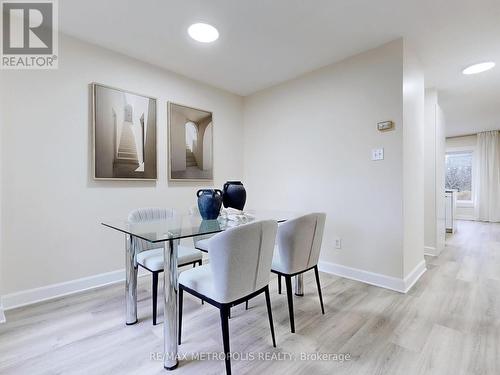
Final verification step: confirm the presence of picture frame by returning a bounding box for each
[92,83,157,180]
[168,102,214,182]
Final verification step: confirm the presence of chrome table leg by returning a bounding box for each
[294,274,304,296]
[125,234,138,325]
[163,238,179,370]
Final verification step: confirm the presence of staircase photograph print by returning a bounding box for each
[168,102,213,181]
[92,83,157,180]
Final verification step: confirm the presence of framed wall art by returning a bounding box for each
[168,102,213,181]
[92,83,157,180]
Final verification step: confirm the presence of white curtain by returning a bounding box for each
[474,130,500,222]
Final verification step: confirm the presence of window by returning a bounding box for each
[445,151,473,201]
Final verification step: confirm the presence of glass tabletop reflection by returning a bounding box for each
[101,209,297,243]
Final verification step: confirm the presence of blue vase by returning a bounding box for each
[222,181,246,211]
[199,219,221,233]
[197,189,223,220]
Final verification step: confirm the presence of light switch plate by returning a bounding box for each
[371,148,384,161]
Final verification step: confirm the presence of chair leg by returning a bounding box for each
[220,306,232,375]
[198,260,204,305]
[314,266,325,314]
[278,274,282,294]
[178,287,183,345]
[264,286,277,347]
[152,272,159,325]
[284,275,295,333]
[245,301,249,310]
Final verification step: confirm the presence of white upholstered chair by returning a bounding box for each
[128,208,203,325]
[271,213,326,333]
[194,238,210,252]
[178,220,278,375]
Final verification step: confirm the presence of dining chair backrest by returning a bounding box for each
[276,213,326,274]
[128,208,176,252]
[208,220,278,303]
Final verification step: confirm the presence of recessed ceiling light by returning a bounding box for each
[462,62,495,75]
[188,23,219,43]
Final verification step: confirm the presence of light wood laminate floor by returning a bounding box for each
[1,220,499,374]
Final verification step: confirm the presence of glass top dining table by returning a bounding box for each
[102,209,296,243]
[101,209,305,371]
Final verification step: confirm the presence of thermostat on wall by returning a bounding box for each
[377,121,394,131]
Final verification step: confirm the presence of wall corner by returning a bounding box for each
[402,39,426,278]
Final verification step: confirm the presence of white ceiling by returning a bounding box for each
[60,0,500,136]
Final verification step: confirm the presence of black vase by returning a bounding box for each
[197,189,223,220]
[222,181,246,211]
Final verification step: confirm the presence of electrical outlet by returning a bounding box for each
[335,238,342,249]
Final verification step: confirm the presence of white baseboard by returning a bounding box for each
[318,261,406,293]
[424,246,437,257]
[455,215,475,221]
[0,262,198,316]
[318,259,426,294]
[1,268,146,311]
[403,260,427,293]
[424,245,444,257]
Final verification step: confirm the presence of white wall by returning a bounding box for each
[0,34,244,296]
[436,103,446,250]
[446,135,477,220]
[424,90,437,253]
[402,42,425,277]
[424,89,446,256]
[446,134,477,149]
[244,39,424,287]
[0,71,4,305]
[0,35,429,303]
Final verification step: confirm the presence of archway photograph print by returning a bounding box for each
[168,102,213,181]
[92,83,157,180]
